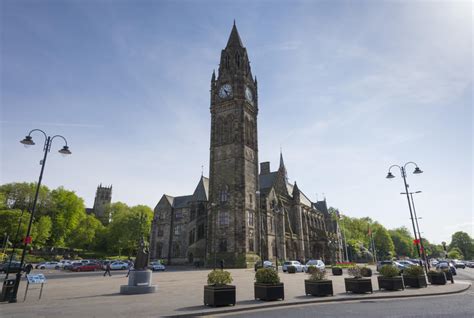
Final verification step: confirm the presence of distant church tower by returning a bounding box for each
[207,23,259,267]
[93,184,112,224]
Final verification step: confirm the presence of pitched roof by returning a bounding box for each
[193,176,209,201]
[173,195,194,209]
[259,172,278,193]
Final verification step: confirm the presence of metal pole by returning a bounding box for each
[341,217,349,262]
[410,193,429,271]
[273,208,278,272]
[5,209,26,281]
[400,167,422,260]
[10,136,50,303]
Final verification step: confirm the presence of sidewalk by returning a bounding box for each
[0,268,471,318]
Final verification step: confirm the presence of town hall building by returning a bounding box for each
[149,24,343,267]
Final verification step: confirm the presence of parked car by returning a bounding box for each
[149,261,166,271]
[453,260,466,269]
[109,261,129,270]
[436,261,457,275]
[71,262,101,272]
[377,260,407,273]
[397,260,418,267]
[282,260,304,272]
[303,259,325,272]
[1,261,24,273]
[466,261,474,268]
[36,261,62,270]
[64,261,82,270]
[59,260,73,268]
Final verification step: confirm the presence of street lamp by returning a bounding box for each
[401,191,429,269]
[256,190,264,267]
[272,201,281,272]
[9,129,71,303]
[386,162,425,272]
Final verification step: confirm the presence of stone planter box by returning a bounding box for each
[377,276,404,291]
[254,283,284,301]
[402,275,427,288]
[344,278,373,294]
[203,285,236,307]
[305,280,333,296]
[332,267,343,276]
[428,272,447,285]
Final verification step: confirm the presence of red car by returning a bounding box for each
[71,262,101,272]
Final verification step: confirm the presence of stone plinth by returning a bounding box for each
[120,270,156,295]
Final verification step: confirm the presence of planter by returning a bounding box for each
[254,283,284,301]
[428,272,447,285]
[203,285,236,307]
[344,278,373,294]
[332,267,343,276]
[444,271,454,283]
[287,266,296,274]
[305,280,333,297]
[402,275,427,288]
[377,276,404,291]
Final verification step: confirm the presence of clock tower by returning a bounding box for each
[207,23,259,267]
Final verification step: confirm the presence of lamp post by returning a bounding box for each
[9,129,71,303]
[272,202,281,272]
[401,191,429,269]
[256,190,263,267]
[386,162,425,272]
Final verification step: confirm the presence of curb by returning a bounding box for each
[166,282,472,317]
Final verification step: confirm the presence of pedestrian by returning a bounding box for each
[25,263,33,275]
[103,262,112,277]
[220,259,224,271]
[126,262,134,277]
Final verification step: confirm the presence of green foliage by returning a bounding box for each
[389,227,414,258]
[67,214,105,250]
[373,226,395,260]
[360,266,372,277]
[403,265,424,277]
[447,247,463,260]
[255,268,280,284]
[31,216,52,247]
[306,265,317,274]
[348,265,362,278]
[449,231,473,260]
[106,202,153,255]
[308,268,327,281]
[207,270,233,286]
[0,209,29,245]
[379,265,400,278]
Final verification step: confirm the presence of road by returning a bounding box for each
[217,268,474,318]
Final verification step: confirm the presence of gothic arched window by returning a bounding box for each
[220,184,229,203]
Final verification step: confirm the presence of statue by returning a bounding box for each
[134,237,150,270]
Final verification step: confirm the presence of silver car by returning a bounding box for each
[282,260,304,272]
[304,259,325,272]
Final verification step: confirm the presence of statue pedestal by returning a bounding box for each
[120,270,156,295]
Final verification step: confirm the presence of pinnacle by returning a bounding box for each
[226,22,244,48]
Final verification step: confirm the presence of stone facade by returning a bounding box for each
[150,24,342,267]
[86,184,113,225]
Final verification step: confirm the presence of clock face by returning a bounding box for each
[219,84,233,99]
[245,86,253,103]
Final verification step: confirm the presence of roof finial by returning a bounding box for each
[201,165,204,177]
[233,19,236,26]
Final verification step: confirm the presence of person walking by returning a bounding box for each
[25,263,33,275]
[219,259,225,271]
[126,261,134,277]
[103,262,112,277]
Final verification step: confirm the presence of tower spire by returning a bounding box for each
[279,149,288,183]
[226,22,244,48]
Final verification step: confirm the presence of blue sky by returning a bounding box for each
[1,0,472,244]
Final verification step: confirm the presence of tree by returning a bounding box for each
[447,247,463,260]
[48,187,86,246]
[31,216,52,247]
[373,225,395,260]
[0,209,30,245]
[0,182,51,216]
[67,214,104,250]
[106,202,153,255]
[449,231,474,260]
[389,227,414,258]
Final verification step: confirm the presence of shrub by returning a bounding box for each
[308,268,327,281]
[207,270,233,286]
[404,265,424,277]
[360,266,372,277]
[255,268,280,284]
[348,265,362,278]
[379,265,399,278]
[287,265,296,273]
[306,265,317,274]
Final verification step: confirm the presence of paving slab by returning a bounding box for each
[0,268,471,318]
